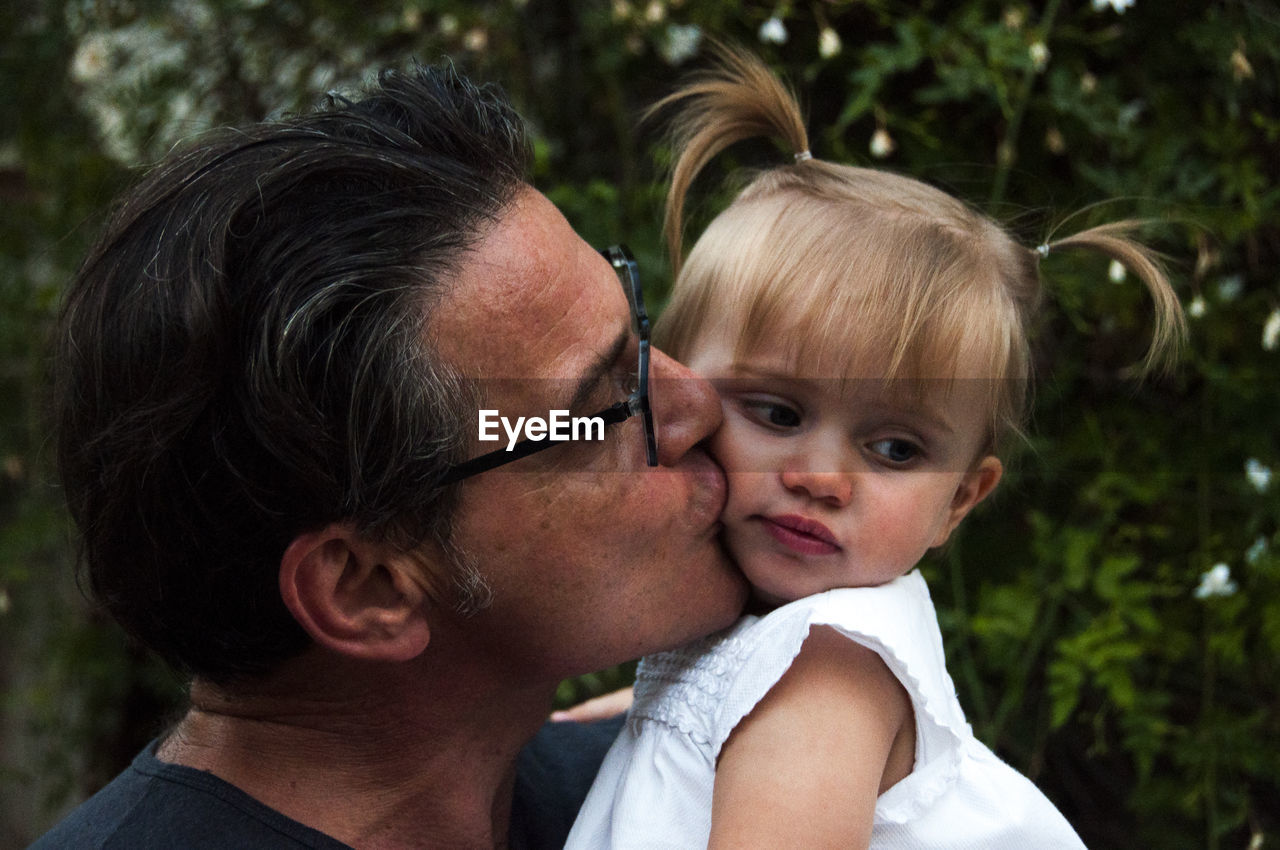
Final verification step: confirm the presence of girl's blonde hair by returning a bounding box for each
[651,45,1186,451]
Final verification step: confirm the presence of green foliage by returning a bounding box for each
[2,1,1277,847]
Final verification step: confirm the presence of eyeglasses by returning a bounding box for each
[439,245,658,485]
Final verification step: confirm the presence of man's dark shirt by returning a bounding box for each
[30,716,624,849]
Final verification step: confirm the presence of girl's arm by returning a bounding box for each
[708,625,914,849]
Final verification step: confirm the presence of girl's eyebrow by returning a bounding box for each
[567,326,630,413]
[718,366,960,435]
[859,393,957,435]
[891,404,955,435]
[723,362,795,381]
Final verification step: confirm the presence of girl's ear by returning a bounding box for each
[932,455,1003,548]
[278,524,433,662]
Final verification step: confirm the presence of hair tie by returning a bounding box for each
[1035,243,1051,259]
[794,150,813,163]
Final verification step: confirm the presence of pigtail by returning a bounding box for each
[645,43,810,277]
[1040,221,1187,376]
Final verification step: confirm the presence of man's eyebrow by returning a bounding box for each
[567,326,630,413]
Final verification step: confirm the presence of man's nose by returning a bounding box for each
[647,348,723,466]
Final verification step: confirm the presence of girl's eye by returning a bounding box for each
[869,438,920,464]
[743,400,802,430]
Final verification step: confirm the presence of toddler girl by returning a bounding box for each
[567,46,1184,848]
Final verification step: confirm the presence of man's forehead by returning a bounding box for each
[431,188,626,382]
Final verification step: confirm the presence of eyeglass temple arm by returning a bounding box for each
[438,399,636,485]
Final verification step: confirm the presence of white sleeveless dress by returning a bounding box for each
[566,570,1087,848]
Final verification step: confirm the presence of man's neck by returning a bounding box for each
[157,651,556,849]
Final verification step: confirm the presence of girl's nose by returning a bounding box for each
[780,466,853,507]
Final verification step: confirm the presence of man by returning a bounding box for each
[36,62,746,848]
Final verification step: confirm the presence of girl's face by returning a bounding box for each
[684,326,1002,607]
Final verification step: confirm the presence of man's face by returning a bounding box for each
[430,188,747,681]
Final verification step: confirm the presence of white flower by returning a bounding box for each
[1231,48,1254,82]
[1194,563,1237,599]
[439,14,459,36]
[1118,100,1145,129]
[1216,274,1242,301]
[1029,41,1050,72]
[1045,127,1066,154]
[1246,458,1272,492]
[464,28,488,51]
[870,128,895,159]
[819,27,842,59]
[1245,536,1268,565]
[661,24,702,65]
[71,34,111,83]
[1188,295,1206,318]
[759,16,788,45]
[1108,259,1126,283]
[1092,0,1135,12]
[612,0,633,20]
[1263,308,1280,351]
[644,0,666,24]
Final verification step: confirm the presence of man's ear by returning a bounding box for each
[279,524,433,662]
[931,455,1003,548]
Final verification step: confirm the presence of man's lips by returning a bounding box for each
[759,514,841,555]
[684,447,728,529]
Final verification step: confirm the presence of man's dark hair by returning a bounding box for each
[53,62,530,682]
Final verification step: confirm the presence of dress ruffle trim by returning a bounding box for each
[631,619,758,747]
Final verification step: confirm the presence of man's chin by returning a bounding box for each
[688,548,751,638]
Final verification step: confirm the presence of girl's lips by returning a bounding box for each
[760,514,841,555]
